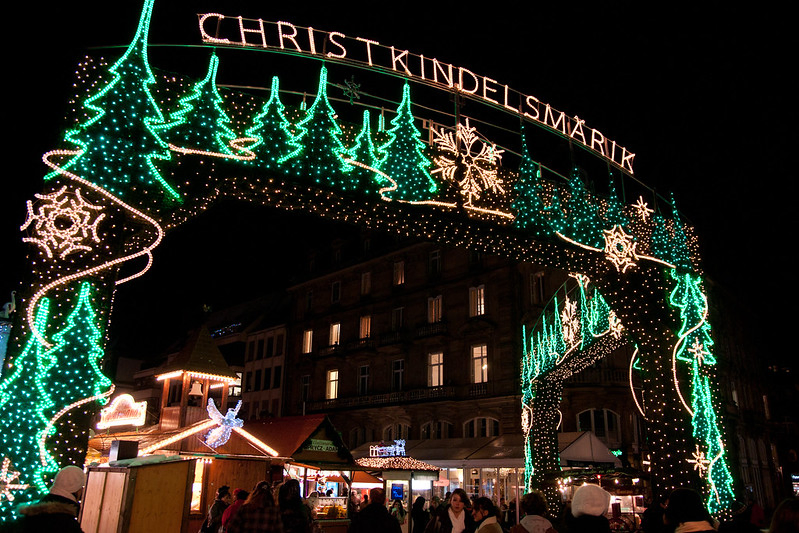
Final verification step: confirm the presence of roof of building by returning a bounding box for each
[156,327,238,380]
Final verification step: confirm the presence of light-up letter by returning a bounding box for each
[238,16,267,47]
[326,31,347,58]
[590,129,606,156]
[458,67,479,94]
[524,95,541,121]
[391,47,412,75]
[544,105,567,134]
[277,21,302,51]
[482,77,500,105]
[570,117,587,144]
[357,37,379,66]
[199,14,231,44]
[432,59,454,87]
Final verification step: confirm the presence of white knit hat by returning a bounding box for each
[49,466,86,501]
[571,484,610,518]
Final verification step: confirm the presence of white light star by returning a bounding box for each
[634,196,654,220]
[688,339,710,365]
[20,186,105,260]
[686,445,711,478]
[0,457,29,502]
[603,225,639,273]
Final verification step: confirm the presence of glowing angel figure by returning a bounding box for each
[432,118,505,206]
[0,457,29,502]
[205,398,243,449]
[21,186,105,260]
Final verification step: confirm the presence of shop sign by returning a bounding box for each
[97,394,147,429]
[304,439,338,453]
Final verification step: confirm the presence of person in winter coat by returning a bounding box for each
[515,491,556,533]
[207,485,232,533]
[222,489,249,532]
[349,488,401,533]
[663,489,717,533]
[411,497,431,533]
[424,488,476,533]
[567,484,611,533]
[11,465,86,533]
[278,479,312,533]
[391,499,407,526]
[226,481,284,533]
[471,497,502,533]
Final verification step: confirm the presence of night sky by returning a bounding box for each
[1,2,791,365]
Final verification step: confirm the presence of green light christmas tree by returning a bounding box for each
[294,66,352,187]
[50,0,180,202]
[346,110,381,196]
[378,82,436,201]
[512,123,549,235]
[563,168,604,248]
[157,52,238,157]
[244,75,302,173]
[0,300,52,521]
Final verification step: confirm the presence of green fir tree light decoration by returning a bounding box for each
[157,52,238,157]
[38,282,113,470]
[378,82,436,201]
[294,66,352,186]
[0,300,52,522]
[346,110,381,195]
[605,172,628,229]
[49,0,180,202]
[562,168,604,248]
[669,270,735,513]
[512,123,549,235]
[244,75,302,172]
[669,194,694,272]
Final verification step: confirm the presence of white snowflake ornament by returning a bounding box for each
[603,225,639,273]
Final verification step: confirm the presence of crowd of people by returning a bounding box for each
[3,465,797,533]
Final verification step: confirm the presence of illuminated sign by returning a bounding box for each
[370,439,406,457]
[303,439,338,453]
[198,14,635,174]
[97,394,147,429]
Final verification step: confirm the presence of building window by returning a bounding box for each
[306,290,313,312]
[464,417,500,438]
[300,375,310,402]
[302,329,313,354]
[577,409,621,444]
[531,272,545,305]
[392,307,404,331]
[361,272,372,295]
[273,366,282,388]
[350,427,367,449]
[358,365,370,396]
[393,260,405,286]
[392,359,405,391]
[331,281,341,303]
[383,423,410,441]
[247,341,256,362]
[266,336,274,358]
[263,368,272,390]
[428,352,443,387]
[359,315,371,339]
[256,338,264,360]
[326,370,339,400]
[275,334,284,356]
[421,421,453,439]
[245,372,252,393]
[329,323,341,346]
[472,344,488,383]
[429,249,441,274]
[254,370,262,391]
[469,285,485,317]
[427,295,443,323]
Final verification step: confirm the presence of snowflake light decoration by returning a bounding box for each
[633,196,654,220]
[561,297,580,347]
[0,457,29,502]
[608,311,624,339]
[603,225,639,273]
[21,186,105,260]
[687,445,711,478]
[205,398,244,449]
[688,338,710,365]
[432,118,505,205]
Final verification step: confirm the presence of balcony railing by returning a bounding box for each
[415,322,448,338]
[307,386,455,411]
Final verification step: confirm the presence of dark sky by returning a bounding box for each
[2,2,792,363]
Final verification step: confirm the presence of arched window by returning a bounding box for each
[577,409,621,445]
[350,427,367,449]
[383,423,410,441]
[463,417,500,438]
[421,420,453,439]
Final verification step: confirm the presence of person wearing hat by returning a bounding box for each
[222,489,249,532]
[568,484,611,533]
[14,465,86,532]
[203,485,232,533]
[664,489,716,533]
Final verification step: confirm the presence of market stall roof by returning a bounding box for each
[355,456,440,472]
[558,432,622,467]
[352,436,522,468]
[155,327,238,381]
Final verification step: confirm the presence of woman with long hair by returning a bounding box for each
[425,489,476,533]
[226,481,285,533]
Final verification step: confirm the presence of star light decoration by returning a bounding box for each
[21,186,105,260]
[205,398,244,449]
[608,311,624,339]
[633,196,654,220]
[561,297,580,347]
[432,118,505,206]
[603,225,639,273]
[688,338,710,365]
[687,445,711,478]
[0,457,29,502]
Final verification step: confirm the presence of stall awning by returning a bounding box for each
[558,432,622,467]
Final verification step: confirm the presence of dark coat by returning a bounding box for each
[349,503,402,533]
[9,494,84,533]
